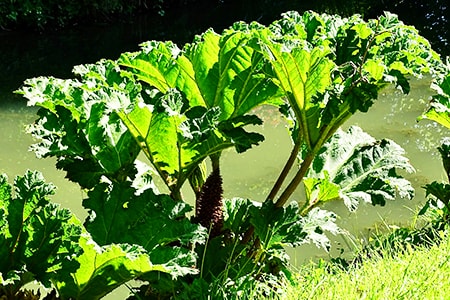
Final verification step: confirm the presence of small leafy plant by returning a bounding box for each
[12,10,450,299]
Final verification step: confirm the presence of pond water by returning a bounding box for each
[1,10,449,298]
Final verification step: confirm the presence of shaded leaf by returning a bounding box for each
[250,200,306,249]
[223,197,254,234]
[424,182,450,205]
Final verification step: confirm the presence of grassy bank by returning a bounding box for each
[285,228,450,300]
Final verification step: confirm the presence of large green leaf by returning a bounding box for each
[21,65,140,188]
[0,171,194,300]
[0,171,82,289]
[118,89,265,193]
[83,180,206,273]
[18,61,141,188]
[118,89,191,183]
[119,28,282,120]
[255,31,335,150]
[184,27,282,119]
[117,27,281,194]
[54,237,170,300]
[222,197,254,234]
[255,11,442,152]
[117,41,185,95]
[305,126,415,212]
[249,200,340,251]
[250,200,306,249]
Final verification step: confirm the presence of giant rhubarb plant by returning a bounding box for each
[17,10,450,298]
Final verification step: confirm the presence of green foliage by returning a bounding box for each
[116,87,266,197]
[0,171,198,300]
[420,68,450,130]
[15,9,450,299]
[261,10,439,148]
[0,171,82,295]
[118,29,283,119]
[115,28,284,197]
[258,11,441,207]
[419,139,450,221]
[83,180,206,274]
[20,61,141,189]
[54,237,170,300]
[419,72,450,222]
[304,126,415,213]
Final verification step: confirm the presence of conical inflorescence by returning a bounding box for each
[194,167,224,238]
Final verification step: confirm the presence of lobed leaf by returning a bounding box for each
[301,208,340,250]
[257,10,443,155]
[305,126,415,211]
[255,31,335,149]
[83,180,206,274]
[248,200,339,251]
[54,236,170,300]
[250,200,307,249]
[0,171,82,290]
[421,72,450,129]
[18,61,142,189]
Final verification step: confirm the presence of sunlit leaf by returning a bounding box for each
[18,62,142,188]
[54,236,170,300]
[256,33,334,149]
[421,73,450,129]
[301,208,340,250]
[0,171,82,290]
[83,180,206,273]
[306,126,415,211]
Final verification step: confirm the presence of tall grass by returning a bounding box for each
[286,228,450,300]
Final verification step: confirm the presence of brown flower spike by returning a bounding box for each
[194,167,224,238]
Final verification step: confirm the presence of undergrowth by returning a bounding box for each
[286,216,450,300]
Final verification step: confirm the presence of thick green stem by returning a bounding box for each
[170,188,183,202]
[273,116,351,209]
[267,140,301,201]
[274,150,316,208]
